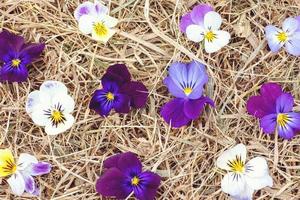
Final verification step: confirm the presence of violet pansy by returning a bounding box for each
[74,1,118,43]
[160,61,214,128]
[96,152,161,200]
[180,4,230,53]
[265,16,300,56]
[90,64,148,117]
[247,82,300,139]
[0,30,45,83]
[0,149,51,196]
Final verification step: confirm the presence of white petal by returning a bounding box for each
[31,105,51,126]
[51,94,75,113]
[74,1,95,21]
[186,25,205,42]
[92,28,116,43]
[7,172,25,196]
[265,25,284,52]
[25,91,41,115]
[221,172,247,196]
[282,17,299,33]
[94,1,109,16]
[245,157,270,178]
[78,15,95,34]
[217,144,247,171]
[204,11,222,30]
[231,186,254,200]
[45,114,75,135]
[40,81,68,98]
[17,153,38,171]
[102,15,118,28]
[204,30,230,53]
[245,174,273,190]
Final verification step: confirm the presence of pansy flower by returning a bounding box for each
[0,149,51,196]
[74,1,118,43]
[26,81,75,135]
[217,144,273,200]
[265,16,300,56]
[160,61,214,128]
[247,82,300,139]
[0,30,45,82]
[90,64,148,116]
[96,152,161,200]
[180,4,230,53]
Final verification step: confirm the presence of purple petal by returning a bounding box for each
[89,89,114,116]
[179,13,193,33]
[0,62,28,83]
[287,112,300,130]
[163,76,186,98]
[296,16,300,31]
[0,30,25,54]
[278,124,295,139]
[247,83,283,118]
[282,17,299,33]
[113,93,130,113]
[160,98,191,128]
[22,173,36,194]
[259,114,277,134]
[165,62,188,98]
[117,152,142,176]
[285,31,300,56]
[190,4,214,26]
[104,153,122,169]
[133,171,161,200]
[96,168,132,199]
[121,81,148,108]
[19,43,45,65]
[74,1,95,21]
[183,96,214,119]
[94,2,108,16]
[102,64,131,86]
[30,162,52,176]
[276,93,294,113]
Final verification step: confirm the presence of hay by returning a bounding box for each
[0,0,300,199]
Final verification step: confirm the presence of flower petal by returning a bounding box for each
[0,30,25,53]
[44,113,74,135]
[245,174,273,191]
[277,123,295,139]
[160,98,191,128]
[190,4,214,26]
[29,162,52,176]
[183,96,214,119]
[296,16,300,31]
[245,157,270,178]
[31,106,51,126]
[179,13,193,33]
[0,149,16,177]
[104,153,122,169]
[74,1,95,21]
[0,62,28,83]
[102,64,131,86]
[216,144,247,171]
[204,11,222,30]
[163,77,186,98]
[26,91,42,115]
[282,17,299,33]
[286,112,300,129]
[96,168,132,199]
[113,93,130,114]
[121,81,148,108]
[78,15,95,34]
[7,172,25,196]
[94,2,109,16]
[133,171,161,200]
[40,80,68,97]
[265,25,283,53]
[285,31,300,56]
[221,172,247,196]
[276,93,294,113]
[51,94,75,113]
[204,30,230,53]
[102,15,118,28]
[17,153,38,171]
[19,43,45,65]
[166,62,188,97]
[186,24,204,42]
[230,186,254,200]
[22,173,36,194]
[117,152,142,175]
[259,114,277,134]
[89,89,114,116]
[92,27,116,43]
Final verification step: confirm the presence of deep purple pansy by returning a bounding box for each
[247,82,300,139]
[96,152,161,200]
[160,61,215,128]
[89,64,148,116]
[0,30,45,83]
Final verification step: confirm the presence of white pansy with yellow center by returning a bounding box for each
[26,81,75,135]
[186,11,230,53]
[216,144,273,200]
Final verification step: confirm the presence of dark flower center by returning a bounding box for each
[131,176,140,186]
[11,59,21,68]
[44,103,66,127]
[227,155,245,174]
[93,22,108,37]
[106,92,115,101]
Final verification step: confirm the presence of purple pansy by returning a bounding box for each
[89,64,148,116]
[247,83,300,139]
[96,152,161,200]
[0,30,45,83]
[265,16,300,56]
[160,61,214,128]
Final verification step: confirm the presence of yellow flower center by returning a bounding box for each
[227,155,245,174]
[277,113,289,127]
[93,22,108,37]
[106,92,114,101]
[0,149,17,177]
[131,176,140,186]
[11,59,21,67]
[50,110,65,127]
[276,32,288,43]
[204,31,217,42]
[184,87,193,96]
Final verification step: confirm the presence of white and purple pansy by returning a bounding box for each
[0,149,51,196]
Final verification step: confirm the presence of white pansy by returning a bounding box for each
[217,144,273,200]
[186,11,230,53]
[26,80,75,135]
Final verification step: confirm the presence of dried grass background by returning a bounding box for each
[1,0,300,199]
